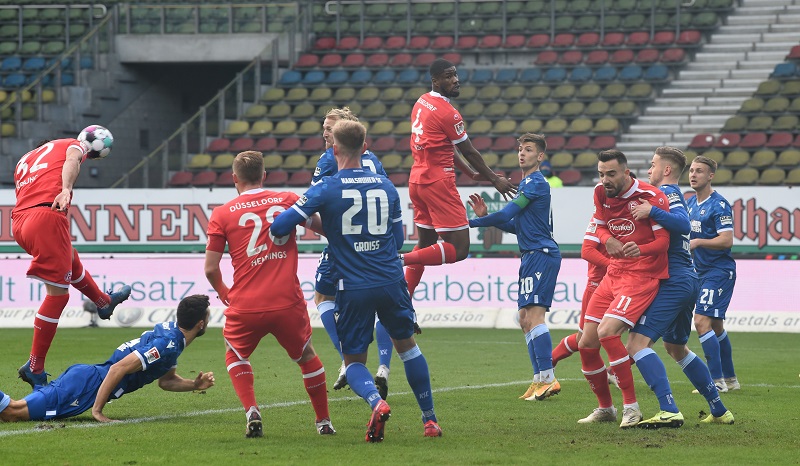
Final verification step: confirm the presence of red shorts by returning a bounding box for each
[223,300,312,361]
[584,271,660,328]
[579,278,602,331]
[409,177,468,232]
[12,208,72,288]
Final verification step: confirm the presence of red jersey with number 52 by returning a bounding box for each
[13,138,86,214]
[409,91,469,184]
[206,189,304,312]
[592,179,670,279]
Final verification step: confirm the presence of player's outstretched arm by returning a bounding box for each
[204,250,230,306]
[158,369,215,392]
[92,353,143,422]
[467,193,522,233]
[456,139,517,199]
[270,208,307,237]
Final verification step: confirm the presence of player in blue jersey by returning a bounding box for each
[271,119,442,442]
[0,295,214,423]
[312,107,395,398]
[687,155,739,394]
[629,147,734,427]
[467,133,562,401]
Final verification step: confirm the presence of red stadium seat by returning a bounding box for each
[634,48,660,64]
[787,45,800,60]
[713,133,741,149]
[504,34,526,49]
[766,132,794,149]
[390,53,413,67]
[191,171,217,187]
[493,136,518,152]
[576,32,600,48]
[371,136,396,152]
[336,36,359,50]
[508,170,523,185]
[366,53,389,67]
[585,50,610,66]
[313,37,336,50]
[456,36,479,50]
[626,31,650,47]
[277,137,302,153]
[559,50,584,66]
[413,53,437,68]
[661,48,686,63]
[215,171,235,187]
[255,137,277,152]
[360,36,383,50]
[394,136,411,153]
[300,137,325,153]
[388,172,409,186]
[688,133,715,149]
[442,52,462,66]
[677,30,702,46]
[610,49,635,65]
[471,136,492,152]
[535,50,559,66]
[287,170,313,187]
[206,138,230,153]
[601,32,625,47]
[552,33,575,48]
[546,136,566,151]
[527,34,550,49]
[230,137,255,152]
[457,172,478,186]
[564,135,591,151]
[589,135,616,150]
[265,170,289,186]
[739,132,768,149]
[431,36,455,50]
[794,134,800,147]
[342,53,366,68]
[294,54,319,69]
[478,35,503,49]
[168,171,193,187]
[319,53,342,68]
[651,31,676,46]
[559,169,583,186]
[384,36,406,50]
[408,36,430,50]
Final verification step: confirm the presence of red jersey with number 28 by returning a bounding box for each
[13,138,87,214]
[409,91,469,184]
[592,178,670,279]
[206,188,304,312]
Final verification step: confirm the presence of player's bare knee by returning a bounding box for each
[663,343,688,361]
[313,292,334,307]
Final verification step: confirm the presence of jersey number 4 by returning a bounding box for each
[341,189,389,235]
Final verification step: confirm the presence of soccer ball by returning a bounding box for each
[78,125,113,159]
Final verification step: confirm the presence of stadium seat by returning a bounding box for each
[577,32,600,48]
[295,54,318,68]
[619,65,643,82]
[661,48,686,64]
[503,85,527,102]
[644,65,669,82]
[689,133,715,149]
[388,172,409,186]
[230,138,255,152]
[262,88,285,103]
[545,136,566,151]
[758,168,785,185]
[273,121,298,136]
[456,36,479,50]
[593,66,617,83]
[342,53,366,68]
[572,151,598,170]
[263,153,283,169]
[519,68,542,84]
[504,34,526,49]
[471,136,492,152]
[192,171,218,187]
[313,37,336,50]
[564,135,592,150]
[776,149,800,168]
[277,138,302,153]
[586,50,610,66]
[731,168,758,185]
[478,86,503,102]
[527,34,550,49]
[249,121,273,137]
[544,68,568,83]
[494,136,518,152]
[677,30,702,47]
[278,70,302,86]
[457,172,477,186]
[470,69,494,84]
[244,104,268,119]
[560,50,584,67]
[265,170,289,186]
[766,132,794,149]
[552,33,575,48]
[206,138,231,153]
[384,35,406,50]
[590,135,616,150]
[739,132,768,149]
[722,116,748,132]
[536,51,559,66]
[479,35,502,49]
[168,171,193,187]
[210,153,235,170]
[301,70,326,85]
[635,48,660,64]
[771,62,797,79]
[361,36,383,50]
[287,170,313,187]
[215,171,235,187]
[772,115,799,132]
[336,36,359,51]
[494,69,518,84]
[785,168,800,185]
[561,102,586,118]
[413,53,437,68]
[723,150,749,169]
[748,149,776,169]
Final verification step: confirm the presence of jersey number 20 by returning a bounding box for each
[341,188,389,235]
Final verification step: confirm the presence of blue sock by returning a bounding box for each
[375,320,393,368]
[531,324,554,374]
[0,390,9,413]
[399,346,436,423]
[699,330,723,379]
[717,331,736,379]
[318,301,342,359]
[345,362,381,408]
[524,330,539,378]
[678,351,727,417]
[633,348,678,413]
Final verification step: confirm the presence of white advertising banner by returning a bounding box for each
[0,255,797,332]
[1,187,799,251]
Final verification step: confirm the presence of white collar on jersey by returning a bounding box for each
[619,178,639,199]
[239,188,266,196]
[429,90,450,103]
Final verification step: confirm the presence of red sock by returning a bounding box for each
[70,249,110,308]
[404,246,424,296]
[300,356,329,422]
[30,294,70,373]
[402,242,457,266]
[226,350,257,410]
[552,333,579,366]
[600,335,636,405]
[579,346,613,408]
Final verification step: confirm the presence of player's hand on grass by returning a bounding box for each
[622,242,641,257]
[492,175,518,200]
[604,237,626,258]
[630,199,652,221]
[91,409,120,423]
[467,193,488,217]
[194,371,215,390]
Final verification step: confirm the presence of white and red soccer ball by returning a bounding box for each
[78,124,113,159]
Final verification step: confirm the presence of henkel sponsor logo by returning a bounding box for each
[607,218,635,237]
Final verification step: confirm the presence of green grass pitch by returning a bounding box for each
[1,328,799,465]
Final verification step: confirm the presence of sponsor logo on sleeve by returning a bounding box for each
[297,195,308,206]
[667,192,680,203]
[586,222,597,233]
[313,167,321,177]
[454,121,465,135]
[719,215,732,226]
[144,347,161,364]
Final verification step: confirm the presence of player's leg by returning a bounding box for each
[222,310,266,437]
[403,182,434,296]
[552,282,591,366]
[694,314,726,391]
[70,248,131,320]
[374,318,392,400]
[712,272,737,388]
[294,341,334,435]
[578,282,616,422]
[313,250,347,389]
[403,178,469,267]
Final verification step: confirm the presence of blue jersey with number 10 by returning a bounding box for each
[292,168,403,290]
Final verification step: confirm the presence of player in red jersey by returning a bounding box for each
[204,150,333,438]
[12,136,131,388]
[402,58,517,300]
[577,150,670,428]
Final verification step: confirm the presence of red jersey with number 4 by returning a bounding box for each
[206,188,304,312]
[13,138,87,214]
[409,91,469,184]
[592,179,670,279]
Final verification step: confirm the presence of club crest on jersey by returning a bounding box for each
[627,200,639,212]
[607,218,635,237]
[144,347,161,364]
[454,121,465,135]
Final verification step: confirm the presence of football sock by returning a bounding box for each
[402,242,457,266]
[399,345,436,423]
[552,333,579,366]
[375,320,393,369]
[29,294,70,373]
[524,330,539,380]
[580,347,613,408]
[226,350,257,410]
[0,391,9,413]
[677,351,727,417]
[70,249,110,308]
[531,324,555,381]
[317,301,343,359]
[699,330,723,379]
[404,246,425,296]
[346,362,381,408]
[633,348,678,413]
[600,335,637,405]
[717,330,736,379]
[299,356,329,422]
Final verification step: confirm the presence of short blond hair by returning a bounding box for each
[693,155,717,173]
[655,146,687,174]
[232,150,264,184]
[324,106,358,122]
[332,120,366,159]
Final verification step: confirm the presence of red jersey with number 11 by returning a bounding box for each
[206,188,304,312]
[592,178,670,279]
[14,138,87,214]
[409,91,469,184]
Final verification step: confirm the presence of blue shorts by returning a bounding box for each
[517,249,561,310]
[335,280,415,355]
[694,269,736,319]
[314,249,337,297]
[24,364,103,420]
[632,273,699,346]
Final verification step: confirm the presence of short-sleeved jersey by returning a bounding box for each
[312,147,387,185]
[409,91,468,185]
[291,168,403,290]
[515,170,559,253]
[13,138,87,214]
[206,188,304,312]
[660,184,696,278]
[99,322,186,399]
[583,219,609,283]
[592,178,670,279]
[687,190,736,274]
